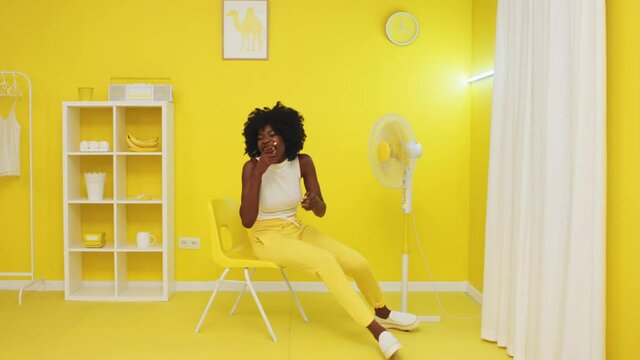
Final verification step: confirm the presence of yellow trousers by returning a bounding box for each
[249,218,385,327]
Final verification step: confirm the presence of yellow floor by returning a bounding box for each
[0,290,511,359]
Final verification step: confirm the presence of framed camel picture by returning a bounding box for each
[223,0,268,59]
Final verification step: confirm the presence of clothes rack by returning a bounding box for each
[0,71,45,304]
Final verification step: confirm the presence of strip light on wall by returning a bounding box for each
[467,70,495,84]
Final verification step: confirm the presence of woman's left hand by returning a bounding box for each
[301,192,321,211]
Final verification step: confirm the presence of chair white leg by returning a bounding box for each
[195,268,230,334]
[230,268,255,315]
[280,269,308,322]
[244,267,277,342]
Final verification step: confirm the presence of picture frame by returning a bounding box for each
[223,0,268,60]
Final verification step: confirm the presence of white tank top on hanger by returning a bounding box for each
[0,105,21,176]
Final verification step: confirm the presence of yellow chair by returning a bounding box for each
[195,197,308,341]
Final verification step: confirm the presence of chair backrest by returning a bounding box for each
[208,197,257,266]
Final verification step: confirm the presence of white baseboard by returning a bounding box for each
[0,280,63,291]
[0,280,482,301]
[176,280,468,292]
[464,281,483,305]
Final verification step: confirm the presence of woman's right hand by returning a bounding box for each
[255,144,277,175]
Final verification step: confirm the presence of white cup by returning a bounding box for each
[85,172,106,201]
[136,232,157,248]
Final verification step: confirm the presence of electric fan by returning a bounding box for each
[370,114,439,322]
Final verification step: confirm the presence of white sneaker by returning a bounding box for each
[378,331,402,359]
[375,310,420,331]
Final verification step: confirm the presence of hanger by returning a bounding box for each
[9,73,22,98]
[0,73,22,98]
[0,74,8,96]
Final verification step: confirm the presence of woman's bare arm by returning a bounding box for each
[299,154,326,217]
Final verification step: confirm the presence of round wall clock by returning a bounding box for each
[385,12,419,46]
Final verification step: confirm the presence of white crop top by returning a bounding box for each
[257,156,302,220]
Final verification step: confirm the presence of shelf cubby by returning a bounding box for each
[115,106,162,153]
[115,155,162,202]
[66,155,114,202]
[67,203,115,251]
[66,252,115,300]
[65,106,114,153]
[116,252,164,299]
[115,203,163,251]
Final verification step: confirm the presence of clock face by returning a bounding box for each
[386,12,419,46]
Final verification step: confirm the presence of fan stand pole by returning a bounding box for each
[401,214,410,312]
[402,213,441,323]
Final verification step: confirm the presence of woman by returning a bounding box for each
[240,102,418,359]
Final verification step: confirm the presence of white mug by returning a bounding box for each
[136,231,157,248]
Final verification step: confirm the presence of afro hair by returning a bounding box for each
[242,101,306,160]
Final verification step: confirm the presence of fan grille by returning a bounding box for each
[369,114,418,189]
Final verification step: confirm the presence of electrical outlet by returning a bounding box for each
[179,237,200,250]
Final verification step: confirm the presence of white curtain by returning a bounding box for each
[481,1,606,359]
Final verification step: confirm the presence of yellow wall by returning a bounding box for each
[0,0,473,283]
[468,0,496,291]
[607,1,640,358]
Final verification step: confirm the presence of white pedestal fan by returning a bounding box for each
[369,113,440,323]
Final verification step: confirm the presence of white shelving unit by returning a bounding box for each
[62,101,174,301]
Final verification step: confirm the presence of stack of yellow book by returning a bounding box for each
[83,232,106,248]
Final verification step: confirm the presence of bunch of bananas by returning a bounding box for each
[126,133,160,152]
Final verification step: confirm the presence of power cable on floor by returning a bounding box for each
[411,212,480,320]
